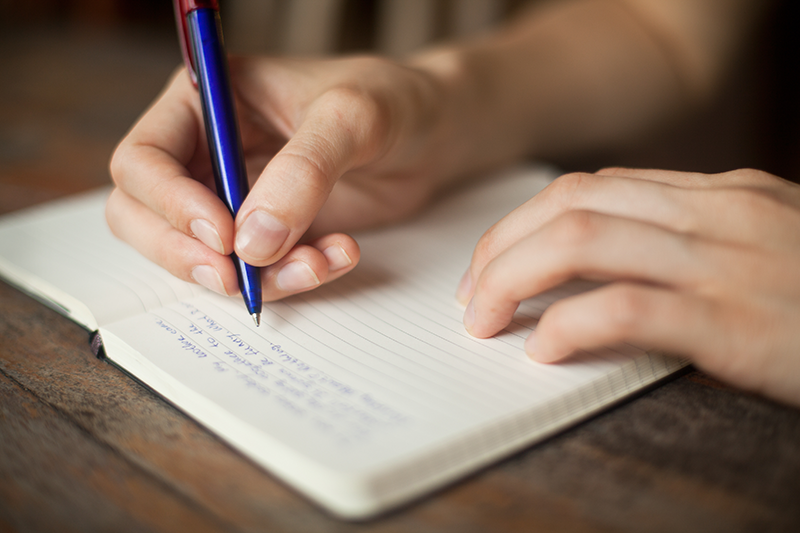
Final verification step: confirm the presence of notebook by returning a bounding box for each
[0,166,687,518]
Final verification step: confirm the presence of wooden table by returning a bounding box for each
[2,23,799,533]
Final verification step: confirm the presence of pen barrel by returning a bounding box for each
[187,8,262,315]
[187,8,247,216]
[234,254,261,314]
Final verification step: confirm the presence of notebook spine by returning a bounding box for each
[89,331,106,359]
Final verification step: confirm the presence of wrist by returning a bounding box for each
[405,46,506,187]
[407,37,542,187]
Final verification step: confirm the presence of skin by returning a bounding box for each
[111,0,765,300]
[108,1,797,406]
[458,168,800,407]
[108,56,455,300]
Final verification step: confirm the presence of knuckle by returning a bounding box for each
[722,167,778,186]
[153,230,191,277]
[272,149,333,200]
[546,172,597,213]
[473,262,511,303]
[321,84,392,155]
[550,210,599,246]
[322,84,366,110]
[473,267,496,296]
[540,303,571,341]
[715,187,778,216]
[324,85,390,128]
[160,194,188,231]
[550,171,589,197]
[142,177,181,225]
[473,224,504,265]
[604,286,647,336]
[595,166,627,176]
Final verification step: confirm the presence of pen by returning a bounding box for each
[173,0,262,326]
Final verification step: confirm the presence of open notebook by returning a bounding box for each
[0,166,686,518]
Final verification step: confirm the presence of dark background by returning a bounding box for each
[0,0,798,218]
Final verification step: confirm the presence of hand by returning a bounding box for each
[458,168,800,407]
[108,55,458,301]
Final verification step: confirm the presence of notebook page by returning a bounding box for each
[0,189,202,329]
[98,167,687,515]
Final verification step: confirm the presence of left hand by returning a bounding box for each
[457,168,800,407]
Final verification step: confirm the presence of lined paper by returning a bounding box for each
[0,166,688,516]
[98,168,685,472]
[0,189,201,328]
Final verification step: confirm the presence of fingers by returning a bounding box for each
[528,279,800,408]
[457,168,799,304]
[594,167,715,187]
[528,282,714,363]
[463,210,707,339]
[234,86,391,266]
[595,166,783,189]
[457,166,800,408]
[259,233,360,302]
[106,188,240,296]
[106,188,360,300]
[457,172,685,302]
[110,70,235,256]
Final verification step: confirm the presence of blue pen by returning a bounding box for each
[173,0,262,326]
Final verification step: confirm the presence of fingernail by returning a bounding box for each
[463,298,476,334]
[190,219,225,255]
[235,211,290,261]
[456,270,472,305]
[191,265,227,296]
[524,331,537,358]
[276,261,320,292]
[322,244,352,271]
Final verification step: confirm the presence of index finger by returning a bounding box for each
[457,171,685,303]
[456,167,794,305]
[110,69,234,255]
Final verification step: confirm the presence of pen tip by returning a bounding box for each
[252,313,261,327]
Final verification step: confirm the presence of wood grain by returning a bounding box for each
[1,17,799,533]
[2,278,799,532]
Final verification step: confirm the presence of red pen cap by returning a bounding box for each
[173,0,220,87]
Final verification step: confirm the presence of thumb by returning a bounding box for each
[234,87,388,266]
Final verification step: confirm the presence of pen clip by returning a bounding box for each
[172,0,220,88]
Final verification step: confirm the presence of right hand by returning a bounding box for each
[108,55,460,301]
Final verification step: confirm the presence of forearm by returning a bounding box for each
[409,0,769,180]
